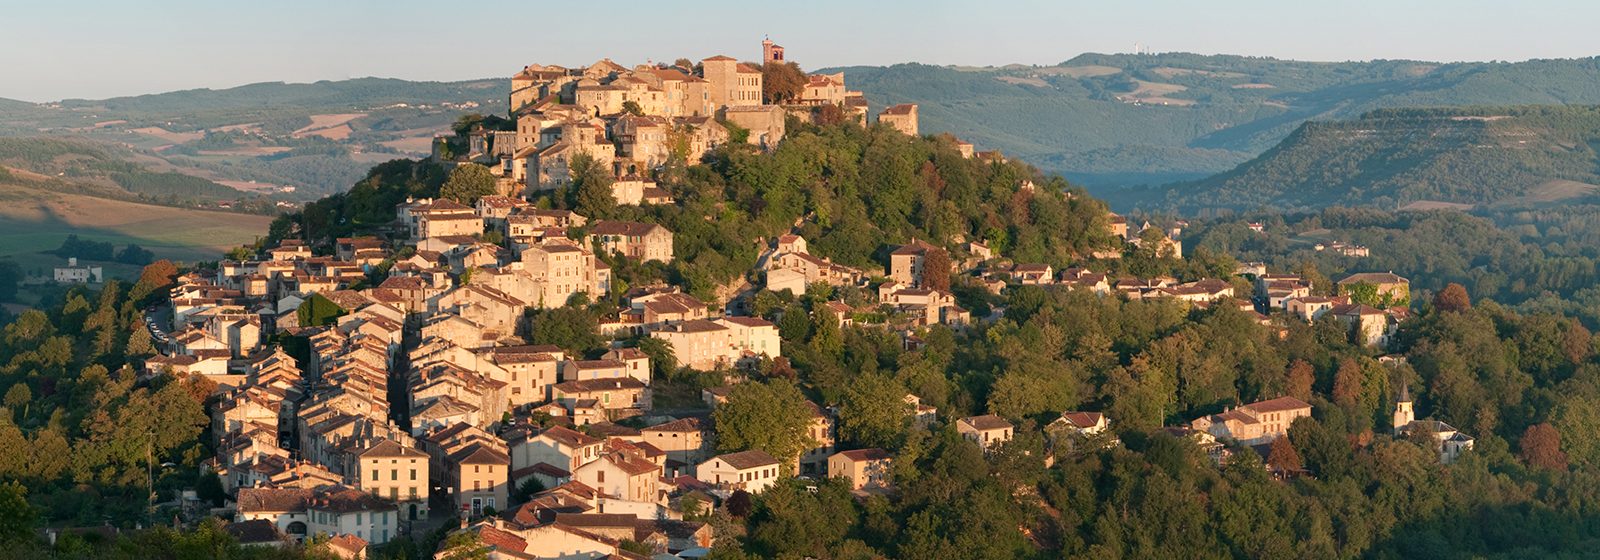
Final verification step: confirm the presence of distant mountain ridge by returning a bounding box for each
[0,77,509,198]
[1122,105,1600,213]
[831,53,1600,188]
[46,77,503,128]
[9,53,1600,199]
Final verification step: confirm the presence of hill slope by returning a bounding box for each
[0,179,273,275]
[834,54,1600,187]
[0,78,506,197]
[1127,105,1600,213]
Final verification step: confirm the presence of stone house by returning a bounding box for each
[828,448,893,491]
[1190,396,1311,445]
[878,103,918,136]
[587,220,674,263]
[509,425,604,487]
[698,450,781,493]
[888,238,939,286]
[572,451,662,504]
[356,439,430,521]
[1337,272,1410,304]
[641,417,711,470]
[957,414,1014,451]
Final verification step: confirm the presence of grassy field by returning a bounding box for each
[0,181,274,279]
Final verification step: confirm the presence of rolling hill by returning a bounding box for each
[0,78,507,198]
[1120,105,1600,213]
[0,177,273,280]
[833,54,1600,188]
[10,54,1600,202]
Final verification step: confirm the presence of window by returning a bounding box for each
[597,471,605,483]
[372,469,379,480]
[410,469,417,481]
[391,469,398,480]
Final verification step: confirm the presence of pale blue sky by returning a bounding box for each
[2,0,1596,102]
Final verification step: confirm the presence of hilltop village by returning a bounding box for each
[126,40,1468,559]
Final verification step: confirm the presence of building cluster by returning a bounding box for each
[1269,271,1411,347]
[134,147,799,558]
[439,38,935,206]
[1315,240,1371,257]
[120,38,1480,558]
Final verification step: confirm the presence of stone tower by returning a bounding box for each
[762,37,784,65]
[1393,384,1415,434]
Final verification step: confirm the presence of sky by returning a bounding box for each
[2,0,1597,102]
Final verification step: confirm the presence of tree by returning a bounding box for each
[751,290,783,319]
[196,471,226,507]
[115,244,154,265]
[761,61,807,105]
[1266,436,1302,473]
[3,384,29,421]
[621,101,644,116]
[297,292,346,327]
[726,490,755,518]
[680,494,705,520]
[440,163,498,205]
[636,337,678,381]
[126,322,155,357]
[1520,423,1568,471]
[528,306,600,354]
[131,259,178,303]
[838,374,909,449]
[569,153,616,218]
[1285,359,1314,401]
[1562,319,1592,365]
[1332,358,1362,408]
[437,530,491,560]
[1433,283,1470,312]
[712,381,817,473]
[921,247,951,291]
[0,482,34,545]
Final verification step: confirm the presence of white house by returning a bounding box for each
[697,450,781,494]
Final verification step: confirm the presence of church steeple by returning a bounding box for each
[1393,384,1415,434]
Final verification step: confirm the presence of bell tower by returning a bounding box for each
[762,36,784,65]
[1393,384,1415,434]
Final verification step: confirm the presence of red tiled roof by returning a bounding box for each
[1246,396,1311,413]
[834,448,892,461]
[960,414,1013,431]
[713,449,779,470]
[881,103,917,115]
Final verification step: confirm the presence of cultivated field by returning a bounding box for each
[292,113,367,140]
[1039,65,1123,78]
[0,182,273,273]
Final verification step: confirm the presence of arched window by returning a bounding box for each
[287,521,307,536]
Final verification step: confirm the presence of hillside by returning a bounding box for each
[12,55,1600,198]
[834,54,1600,187]
[1127,105,1600,213]
[0,179,273,276]
[0,78,507,198]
